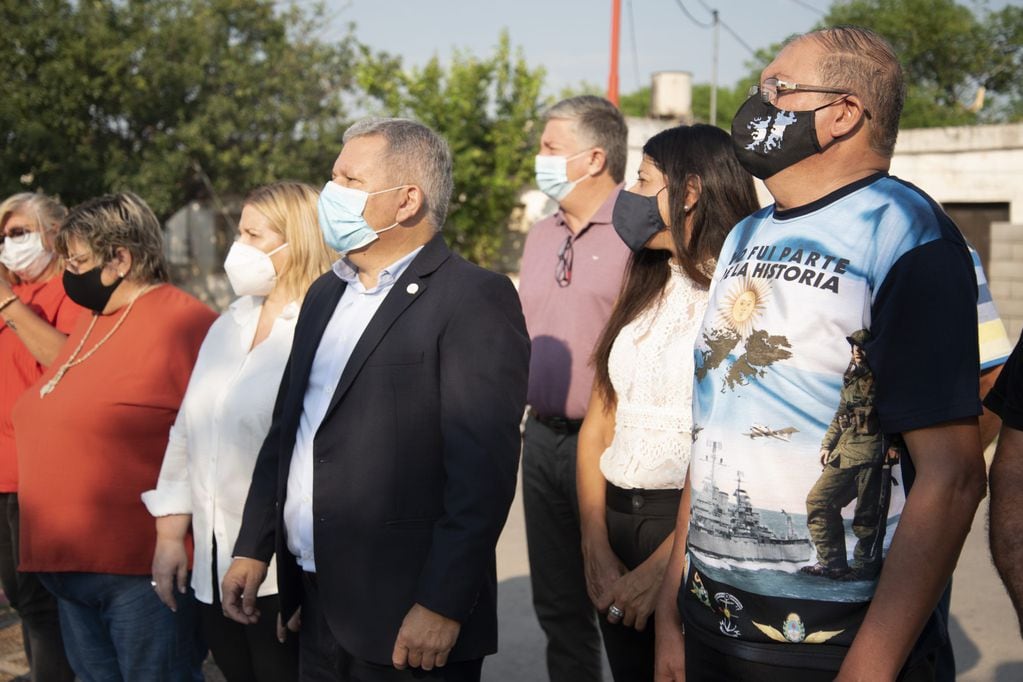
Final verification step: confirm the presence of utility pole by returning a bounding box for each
[608,0,621,106]
[710,9,719,125]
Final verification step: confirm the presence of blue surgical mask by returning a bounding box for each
[534,149,593,202]
[317,181,405,254]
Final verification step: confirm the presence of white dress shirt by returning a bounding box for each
[142,295,299,604]
[284,247,423,572]
[599,264,709,490]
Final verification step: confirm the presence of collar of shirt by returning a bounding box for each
[331,245,425,294]
[227,295,300,325]
[552,183,624,240]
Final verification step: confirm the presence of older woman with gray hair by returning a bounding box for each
[12,192,217,681]
[0,192,79,681]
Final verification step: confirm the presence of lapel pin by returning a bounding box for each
[406,283,420,295]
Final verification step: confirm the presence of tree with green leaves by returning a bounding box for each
[823,0,1023,126]
[1,0,354,217]
[734,0,1023,128]
[355,31,547,268]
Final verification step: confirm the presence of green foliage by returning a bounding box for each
[1,0,354,216]
[557,81,604,102]
[691,81,756,129]
[618,87,650,118]
[355,31,547,267]
[821,0,1023,126]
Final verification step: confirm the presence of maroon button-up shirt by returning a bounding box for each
[518,187,630,419]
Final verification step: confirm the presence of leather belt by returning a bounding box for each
[530,410,584,434]
[605,482,682,516]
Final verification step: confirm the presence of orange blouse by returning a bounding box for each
[0,275,83,493]
[13,284,216,574]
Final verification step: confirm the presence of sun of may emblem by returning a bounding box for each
[718,277,771,338]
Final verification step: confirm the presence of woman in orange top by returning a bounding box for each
[0,192,80,681]
[12,192,217,681]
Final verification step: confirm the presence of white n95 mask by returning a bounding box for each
[223,241,288,297]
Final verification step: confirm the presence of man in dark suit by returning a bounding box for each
[222,117,530,681]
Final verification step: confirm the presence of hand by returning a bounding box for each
[221,557,268,625]
[654,609,686,681]
[277,606,302,643]
[151,536,189,612]
[391,603,461,671]
[603,556,667,631]
[819,448,831,468]
[581,536,626,613]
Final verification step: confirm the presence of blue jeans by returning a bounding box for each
[37,572,202,682]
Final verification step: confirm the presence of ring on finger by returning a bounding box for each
[608,604,624,619]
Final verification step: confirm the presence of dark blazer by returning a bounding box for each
[234,233,530,665]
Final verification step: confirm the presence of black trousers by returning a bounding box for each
[598,484,681,682]
[298,573,482,682]
[684,630,937,681]
[0,492,74,681]
[521,416,603,682]
[201,538,299,682]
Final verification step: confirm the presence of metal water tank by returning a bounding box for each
[650,71,693,120]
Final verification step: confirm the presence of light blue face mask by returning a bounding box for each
[534,149,593,202]
[318,181,406,254]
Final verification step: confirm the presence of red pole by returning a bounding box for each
[608,0,621,106]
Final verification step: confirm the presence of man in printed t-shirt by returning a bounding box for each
[651,27,987,682]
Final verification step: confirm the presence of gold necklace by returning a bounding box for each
[39,284,158,398]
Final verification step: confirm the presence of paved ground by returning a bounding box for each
[0,452,1018,681]
[485,459,1023,681]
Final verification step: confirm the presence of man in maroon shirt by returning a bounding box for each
[517,95,630,682]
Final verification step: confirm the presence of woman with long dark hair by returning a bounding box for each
[576,124,758,681]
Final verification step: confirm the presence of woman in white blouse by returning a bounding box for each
[143,182,335,681]
[576,125,759,682]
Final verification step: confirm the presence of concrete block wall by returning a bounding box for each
[989,222,1023,342]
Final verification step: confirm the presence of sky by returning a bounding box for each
[318,0,1018,98]
[313,0,838,97]
[321,0,834,96]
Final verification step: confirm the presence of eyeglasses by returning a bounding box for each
[748,77,853,106]
[555,235,573,287]
[64,252,93,273]
[0,227,30,245]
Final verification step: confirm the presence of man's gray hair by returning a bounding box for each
[543,96,628,183]
[799,26,905,158]
[343,118,454,229]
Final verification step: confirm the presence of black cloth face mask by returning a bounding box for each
[612,189,668,253]
[63,265,123,313]
[730,94,836,180]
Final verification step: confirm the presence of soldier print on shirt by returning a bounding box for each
[680,173,981,662]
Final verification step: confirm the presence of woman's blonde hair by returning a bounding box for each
[244,182,335,302]
[0,192,68,285]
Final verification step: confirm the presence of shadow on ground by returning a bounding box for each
[485,576,548,681]
[486,575,612,682]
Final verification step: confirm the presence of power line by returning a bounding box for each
[718,18,758,57]
[673,0,713,29]
[788,0,826,15]
[696,0,758,57]
[674,0,759,58]
[626,0,642,89]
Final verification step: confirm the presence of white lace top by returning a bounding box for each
[599,264,709,490]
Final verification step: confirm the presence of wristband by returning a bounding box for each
[0,295,18,314]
